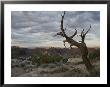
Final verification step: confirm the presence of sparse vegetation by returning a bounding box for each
[11,46,100,77]
[31,53,63,65]
[88,49,100,60]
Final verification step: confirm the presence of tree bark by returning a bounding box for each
[79,43,94,75]
[67,38,96,76]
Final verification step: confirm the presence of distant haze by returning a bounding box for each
[11,11,100,48]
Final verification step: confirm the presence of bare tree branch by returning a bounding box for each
[54,11,81,47]
[81,29,84,37]
[70,29,77,38]
[79,29,85,43]
[79,25,91,43]
[55,32,64,37]
[61,12,81,47]
[60,11,67,37]
[84,25,91,35]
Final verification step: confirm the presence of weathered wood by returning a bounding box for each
[56,12,96,76]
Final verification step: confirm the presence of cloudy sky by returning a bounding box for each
[11,11,100,48]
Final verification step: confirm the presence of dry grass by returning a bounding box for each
[12,59,100,77]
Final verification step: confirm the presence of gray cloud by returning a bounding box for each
[11,11,100,48]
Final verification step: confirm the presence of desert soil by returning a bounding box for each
[11,58,100,77]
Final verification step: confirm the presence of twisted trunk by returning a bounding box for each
[57,11,98,76]
[67,38,95,76]
[79,43,94,75]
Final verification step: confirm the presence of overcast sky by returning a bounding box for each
[11,11,100,48]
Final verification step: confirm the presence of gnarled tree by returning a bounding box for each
[56,11,97,76]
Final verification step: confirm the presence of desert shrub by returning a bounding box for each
[31,53,63,65]
[89,53,98,60]
[62,58,68,63]
[11,46,31,59]
[88,49,100,60]
[11,46,20,59]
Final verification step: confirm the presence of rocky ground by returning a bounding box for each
[11,57,100,77]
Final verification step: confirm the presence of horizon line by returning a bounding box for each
[11,45,100,49]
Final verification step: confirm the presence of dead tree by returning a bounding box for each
[56,12,97,76]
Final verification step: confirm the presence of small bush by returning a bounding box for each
[31,53,63,65]
[89,50,100,60]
